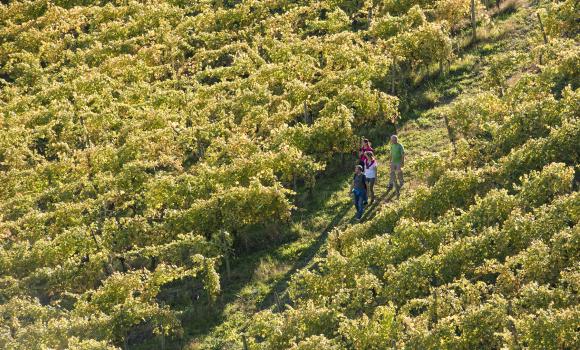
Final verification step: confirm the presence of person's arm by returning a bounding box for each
[350,176,354,194]
[401,146,405,167]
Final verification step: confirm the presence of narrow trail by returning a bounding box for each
[258,185,399,311]
[259,200,352,310]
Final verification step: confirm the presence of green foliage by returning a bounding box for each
[1,0,578,349]
[483,51,527,95]
[515,162,574,210]
[0,0,413,347]
[434,0,471,31]
[247,301,343,349]
[245,3,580,348]
[541,0,579,38]
[338,305,400,349]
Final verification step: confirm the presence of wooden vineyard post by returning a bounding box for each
[443,114,457,155]
[470,0,477,43]
[537,12,548,44]
[536,13,548,64]
[242,334,249,350]
[391,59,397,94]
[274,291,282,312]
[222,230,231,280]
[216,200,231,280]
[507,299,521,349]
[303,101,311,125]
[159,301,166,350]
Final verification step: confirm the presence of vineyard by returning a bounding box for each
[0,0,578,349]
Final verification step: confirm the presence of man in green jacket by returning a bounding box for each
[387,135,404,195]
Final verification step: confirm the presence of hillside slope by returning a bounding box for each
[238,2,580,350]
[1,0,577,350]
[177,1,578,349]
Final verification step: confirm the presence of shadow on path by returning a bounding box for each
[258,187,396,312]
[258,201,352,311]
[362,189,397,221]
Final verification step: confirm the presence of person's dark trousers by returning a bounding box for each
[363,190,368,205]
[353,190,366,219]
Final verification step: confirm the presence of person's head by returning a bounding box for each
[363,138,370,147]
[366,151,374,160]
[390,135,398,144]
[355,165,363,174]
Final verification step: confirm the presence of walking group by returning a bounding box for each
[351,135,404,220]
